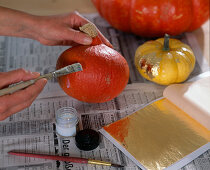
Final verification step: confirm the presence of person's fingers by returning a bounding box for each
[70,11,89,27]
[59,40,79,46]
[66,29,93,45]
[2,78,47,108]
[64,12,92,45]
[97,31,113,48]
[0,78,47,120]
[66,28,113,47]
[0,69,40,89]
[70,12,113,48]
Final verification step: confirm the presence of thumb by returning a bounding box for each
[68,29,93,45]
[0,69,40,89]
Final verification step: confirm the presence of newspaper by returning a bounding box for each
[0,13,209,170]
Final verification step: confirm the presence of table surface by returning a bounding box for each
[0,0,209,65]
[0,1,209,169]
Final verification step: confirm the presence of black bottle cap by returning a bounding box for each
[75,129,100,151]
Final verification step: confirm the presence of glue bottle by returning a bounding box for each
[55,107,79,137]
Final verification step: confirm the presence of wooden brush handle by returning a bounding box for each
[0,79,36,96]
[0,73,51,97]
[8,151,88,164]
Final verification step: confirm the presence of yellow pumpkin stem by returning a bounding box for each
[163,34,170,51]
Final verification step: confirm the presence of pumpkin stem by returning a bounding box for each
[163,34,170,51]
[79,23,102,45]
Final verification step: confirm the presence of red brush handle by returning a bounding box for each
[8,151,88,164]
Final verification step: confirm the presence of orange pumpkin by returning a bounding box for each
[92,0,209,37]
[56,24,129,103]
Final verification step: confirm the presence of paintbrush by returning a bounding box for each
[8,151,124,168]
[0,63,82,97]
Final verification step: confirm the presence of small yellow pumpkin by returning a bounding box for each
[135,34,195,85]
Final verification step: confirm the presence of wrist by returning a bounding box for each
[0,7,39,40]
[20,15,42,40]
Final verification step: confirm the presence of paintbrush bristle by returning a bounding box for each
[53,63,83,78]
[66,63,83,73]
[73,63,83,72]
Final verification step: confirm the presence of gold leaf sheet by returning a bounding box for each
[103,98,210,170]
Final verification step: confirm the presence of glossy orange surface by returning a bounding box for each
[56,43,129,103]
[92,0,209,37]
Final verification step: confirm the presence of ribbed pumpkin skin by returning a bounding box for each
[56,44,129,103]
[135,38,195,85]
[92,0,209,37]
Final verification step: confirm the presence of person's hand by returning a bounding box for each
[0,69,47,121]
[33,12,112,47]
[0,7,112,47]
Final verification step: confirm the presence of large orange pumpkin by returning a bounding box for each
[56,24,129,103]
[92,0,209,37]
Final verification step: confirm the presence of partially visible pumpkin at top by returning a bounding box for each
[56,23,129,103]
[92,0,209,37]
[135,34,195,85]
